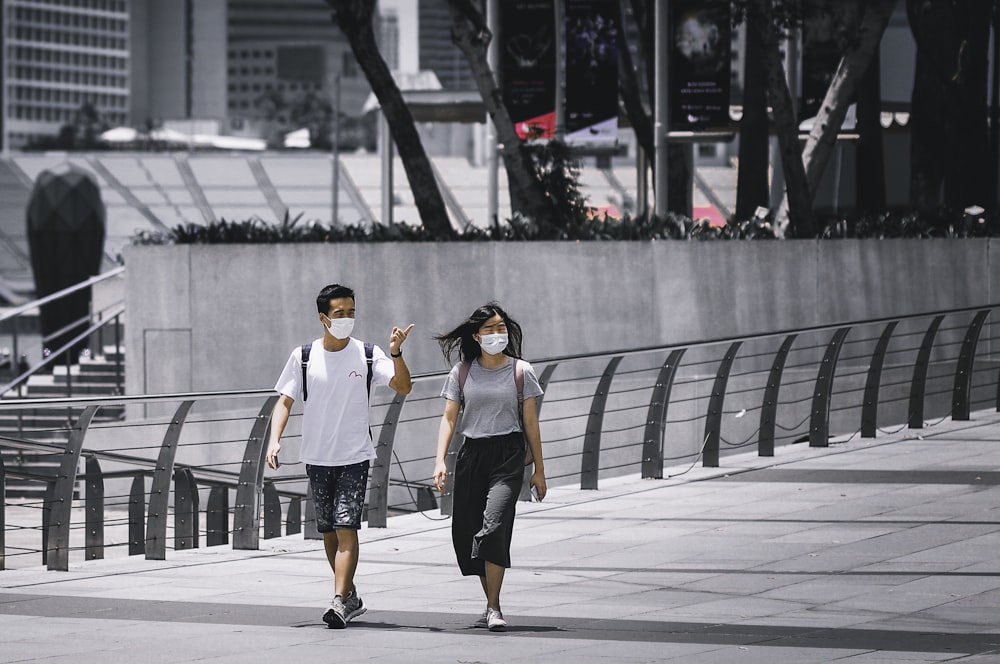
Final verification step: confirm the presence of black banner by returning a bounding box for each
[564,0,620,145]
[501,0,556,140]
[801,0,862,119]
[670,1,732,130]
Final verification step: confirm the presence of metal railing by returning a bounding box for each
[3,300,1000,571]
[0,266,125,398]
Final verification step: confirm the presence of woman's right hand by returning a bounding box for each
[432,460,448,492]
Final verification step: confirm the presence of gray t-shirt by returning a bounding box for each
[441,357,544,439]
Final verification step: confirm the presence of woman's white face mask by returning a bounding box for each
[325,316,355,339]
[478,333,508,355]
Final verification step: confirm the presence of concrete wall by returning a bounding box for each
[124,240,997,396]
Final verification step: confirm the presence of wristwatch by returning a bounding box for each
[391,350,402,358]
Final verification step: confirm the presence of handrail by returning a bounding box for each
[526,301,1000,365]
[0,266,124,324]
[3,299,992,410]
[0,303,125,395]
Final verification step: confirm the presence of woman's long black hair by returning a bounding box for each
[435,301,524,364]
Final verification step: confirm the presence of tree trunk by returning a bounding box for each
[735,10,770,221]
[668,146,692,217]
[801,0,896,200]
[446,0,556,229]
[856,40,886,212]
[328,0,453,238]
[750,0,816,237]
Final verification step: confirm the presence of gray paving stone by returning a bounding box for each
[8,412,1000,662]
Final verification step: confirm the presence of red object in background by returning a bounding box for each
[587,204,621,219]
[515,112,557,140]
[693,205,726,226]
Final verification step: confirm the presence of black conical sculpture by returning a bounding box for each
[26,162,106,363]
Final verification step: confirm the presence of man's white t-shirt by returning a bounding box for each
[274,338,395,467]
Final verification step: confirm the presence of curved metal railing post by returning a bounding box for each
[128,475,145,556]
[286,496,302,535]
[759,334,797,456]
[809,328,851,448]
[47,405,98,571]
[173,467,199,550]
[641,349,686,479]
[909,315,945,428]
[519,362,559,500]
[952,310,991,421]
[206,485,229,546]
[440,410,464,517]
[581,356,623,490]
[262,482,281,538]
[861,321,899,438]
[145,400,195,560]
[368,391,408,528]
[84,456,104,561]
[304,486,320,539]
[0,454,5,570]
[233,395,278,551]
[703,342,743,468]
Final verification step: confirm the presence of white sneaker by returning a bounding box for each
[473,608,489,628]
[487,608,506,632]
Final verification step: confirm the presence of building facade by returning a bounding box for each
[3,0,130,148]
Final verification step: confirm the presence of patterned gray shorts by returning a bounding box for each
[306,460,370,532]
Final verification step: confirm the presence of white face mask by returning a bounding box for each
[479,333,508,356]
[325,316,355,339]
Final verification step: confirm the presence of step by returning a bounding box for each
[22,382,121,397]
[0,408,123,430]
[53,361,125,376]
[1,452,78,500]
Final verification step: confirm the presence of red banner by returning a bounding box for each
[501,0,557,139]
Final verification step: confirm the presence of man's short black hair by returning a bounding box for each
[316,284,355,314]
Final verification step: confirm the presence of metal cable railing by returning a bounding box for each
[5,301,1000,570]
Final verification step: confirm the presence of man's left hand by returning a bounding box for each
[390,323,415,355]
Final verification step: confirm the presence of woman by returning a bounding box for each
[433,302,547,632]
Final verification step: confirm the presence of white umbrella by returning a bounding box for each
[99,126,139,143]
[283,128,311,149]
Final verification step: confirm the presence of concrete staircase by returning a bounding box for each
[1,346,124,498]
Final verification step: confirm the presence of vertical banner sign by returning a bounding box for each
[564,0,620,145]
[801,0,862,120]
[501,0,556,140]
[669,0,732,131]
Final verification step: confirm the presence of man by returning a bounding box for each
[266,283,413,628]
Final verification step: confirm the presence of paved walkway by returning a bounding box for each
[5,411,1000,663]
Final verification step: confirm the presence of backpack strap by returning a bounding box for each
[300,343,312,402]
[458,360,472,406]
[364,342,374,398]
[513,358,524,420]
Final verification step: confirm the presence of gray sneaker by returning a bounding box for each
[473,608,489,628]
[322,590,367,629]
[322,595,347,629]
[487,608,506,632]
[342,590,367,624]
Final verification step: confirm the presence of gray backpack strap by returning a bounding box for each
[513,359,525,418]
[458,360,471,407]
[300,343,312,402]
